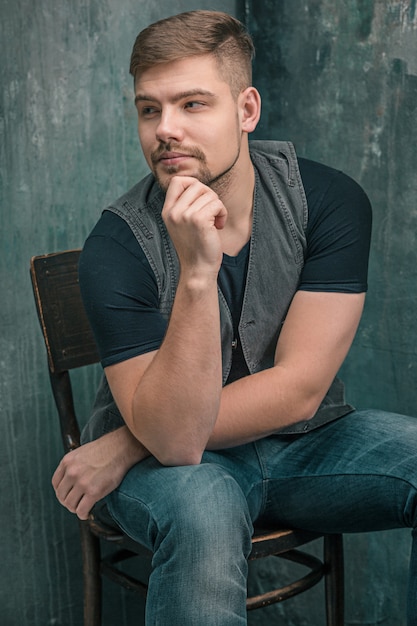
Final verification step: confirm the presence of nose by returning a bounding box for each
[155,107,184,144]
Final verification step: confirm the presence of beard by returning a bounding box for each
[150,136,242,198]
[151,143,213,190]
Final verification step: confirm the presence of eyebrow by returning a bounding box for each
[134,89,217,105]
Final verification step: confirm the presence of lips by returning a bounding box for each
[158,152,193,166]
[150,144,205,168]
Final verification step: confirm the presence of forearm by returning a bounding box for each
[108,425,151,468]
[207,365,322,450]
[130,274,223,465]
[207,291,364,450]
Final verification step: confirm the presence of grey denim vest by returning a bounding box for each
[82,140,353,444]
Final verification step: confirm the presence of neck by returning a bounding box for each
[214,138,254,219]
[215,141,255,256]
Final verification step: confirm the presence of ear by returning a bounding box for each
[239,87,261,133]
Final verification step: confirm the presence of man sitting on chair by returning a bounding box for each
[52,10,417,625]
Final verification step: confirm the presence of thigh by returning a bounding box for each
[106,454,260,626]
[256,409,417,533]
[106,449,262,550]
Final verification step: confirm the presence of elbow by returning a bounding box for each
[297,390,326,422]
[150,439,204,467]
[156,448,203,467]
[129,417,205,467]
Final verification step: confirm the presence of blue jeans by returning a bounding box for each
[106,409,417,625]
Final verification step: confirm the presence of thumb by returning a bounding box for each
[214,206,228,230]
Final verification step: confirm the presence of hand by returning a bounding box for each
[162,176,227,277]
[52,427,149,520]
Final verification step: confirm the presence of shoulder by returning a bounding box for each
[297,157,372,247]
[298,157,371,216]
[82,210,143,260]
[81,170,163,262]
[79,211,152,293]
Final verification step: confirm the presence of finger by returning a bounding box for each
[166,188,226,229]
[52,447,79,490]
[184,196,227,229]
[57,478,84,511]
[164,176,210,213]
[214,207,227,230]
[52,457,76,503]
[164,176,201,208]
[52,463,83,510]
[75,495,94,521]
[52,474,73,506]
[51,462,64,490]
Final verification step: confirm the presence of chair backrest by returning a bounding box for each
[30,249,100,452]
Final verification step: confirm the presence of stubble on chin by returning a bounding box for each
[151,143,210,192]
[151,140,240,197]
[153,162,213,193]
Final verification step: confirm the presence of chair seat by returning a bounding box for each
[87,502,338,612]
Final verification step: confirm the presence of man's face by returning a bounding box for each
[134,55,244,193]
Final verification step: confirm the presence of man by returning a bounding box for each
[52,10,417,625]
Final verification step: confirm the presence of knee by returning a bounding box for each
[107,460,253,559]
[154,464,253,556]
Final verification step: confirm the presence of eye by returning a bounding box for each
[139,105,160,118]
[184,101,205,110]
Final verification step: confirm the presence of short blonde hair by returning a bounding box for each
[130,10,255,98]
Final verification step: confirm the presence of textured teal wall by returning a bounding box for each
[0,2,238,625]
[2,0,416,624]
[247,1,416,624]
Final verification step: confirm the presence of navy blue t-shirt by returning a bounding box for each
[79,158,372,382]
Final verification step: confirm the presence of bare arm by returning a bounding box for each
[208,289,365,447]
[53,175,227,516]
[53,288,363,518]
[106,176,227,465]
[107,289,364,455]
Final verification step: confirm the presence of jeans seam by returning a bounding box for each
[252,441,270,516]
[107,489,160,551]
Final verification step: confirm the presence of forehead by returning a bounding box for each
[134,54,232,99]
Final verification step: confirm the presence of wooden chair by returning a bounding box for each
[30,249,345,625]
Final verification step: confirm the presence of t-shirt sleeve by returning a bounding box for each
[298,159,372,293]
[79,210,167,367]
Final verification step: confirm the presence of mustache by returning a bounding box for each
[150,143,206,165]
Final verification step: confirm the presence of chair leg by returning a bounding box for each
[79,520,102,626]
[324,534,344,626]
